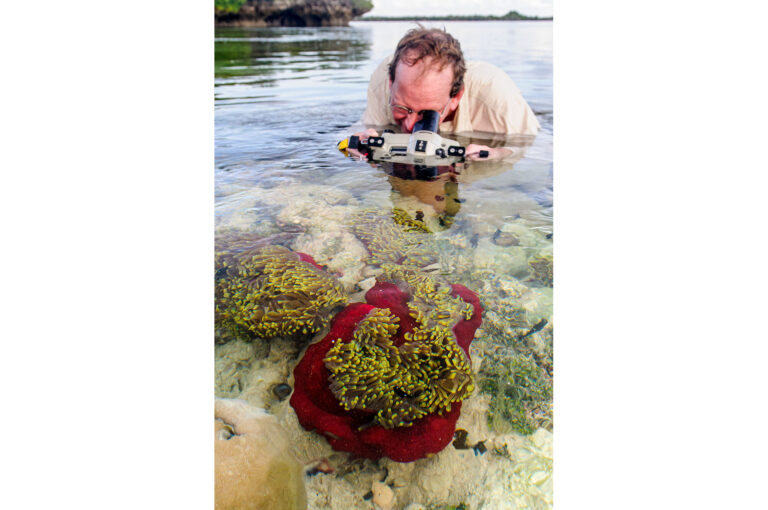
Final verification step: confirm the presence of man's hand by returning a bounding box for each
[466,144,514,161]
[346,128,380,159]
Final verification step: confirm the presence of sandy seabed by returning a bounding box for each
[215,179,553,509]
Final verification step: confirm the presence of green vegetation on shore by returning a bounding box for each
[350,0,373,9]
[215,0,373,15]
[215,0,247,13]
[356,10,552,22]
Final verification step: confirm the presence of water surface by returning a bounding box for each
[215,20,553,509]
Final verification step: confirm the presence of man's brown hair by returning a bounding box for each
[388,27,467,98]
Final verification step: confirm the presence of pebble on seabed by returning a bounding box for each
[492,228,521,247]
[371,481,395,510]
[272,383,292,400]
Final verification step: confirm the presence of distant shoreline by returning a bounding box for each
[354,12,552,22]
[355,18,553,22]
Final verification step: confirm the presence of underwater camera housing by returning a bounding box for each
[347,110,467,172]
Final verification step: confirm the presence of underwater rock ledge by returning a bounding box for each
[215,398,307,510]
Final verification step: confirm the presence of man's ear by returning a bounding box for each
[451,86,465,108]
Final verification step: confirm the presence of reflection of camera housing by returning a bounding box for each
[349,110,466,167]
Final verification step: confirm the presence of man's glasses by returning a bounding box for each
[389,96,451,121]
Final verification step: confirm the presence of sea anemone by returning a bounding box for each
[392,207,432,233]
[324,306,473,429]
[351,211,438,268]
[290,268,483,462]
[215,243,347,340]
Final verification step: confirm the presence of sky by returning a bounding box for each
[363,0,553,18]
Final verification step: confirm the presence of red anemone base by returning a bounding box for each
[290,281,482,462]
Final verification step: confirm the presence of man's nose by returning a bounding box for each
[403,113,418,133]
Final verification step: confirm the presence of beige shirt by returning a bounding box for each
[361,56,540,136]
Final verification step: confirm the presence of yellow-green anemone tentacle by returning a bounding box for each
[324,306,474,429]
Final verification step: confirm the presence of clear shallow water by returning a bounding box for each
[215,21,552,226]
[215,20,553,509]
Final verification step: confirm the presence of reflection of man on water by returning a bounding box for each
[383,163,462,229]
[382,136,527,231]
[348,26,539,161]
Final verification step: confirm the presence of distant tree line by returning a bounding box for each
[356,10,552,21]
[215,0,373,14]
[215,0,247,14]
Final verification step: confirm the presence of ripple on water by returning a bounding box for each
[215,21,553,510]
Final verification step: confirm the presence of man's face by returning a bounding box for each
[389,55,460,133]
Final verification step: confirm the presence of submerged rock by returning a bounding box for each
[273,383,293,401]
[371,481,395,510]
[292,230,367,292]
[215,398,307,510]
[215,339,267,398]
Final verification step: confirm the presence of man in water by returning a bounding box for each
[351,27,539,160]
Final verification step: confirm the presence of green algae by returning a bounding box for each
[527,254,553,287]
[481,353,552,435]
[462,268,553,435]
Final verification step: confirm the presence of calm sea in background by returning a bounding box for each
[215,20,553,509]
[215,21,552,221]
